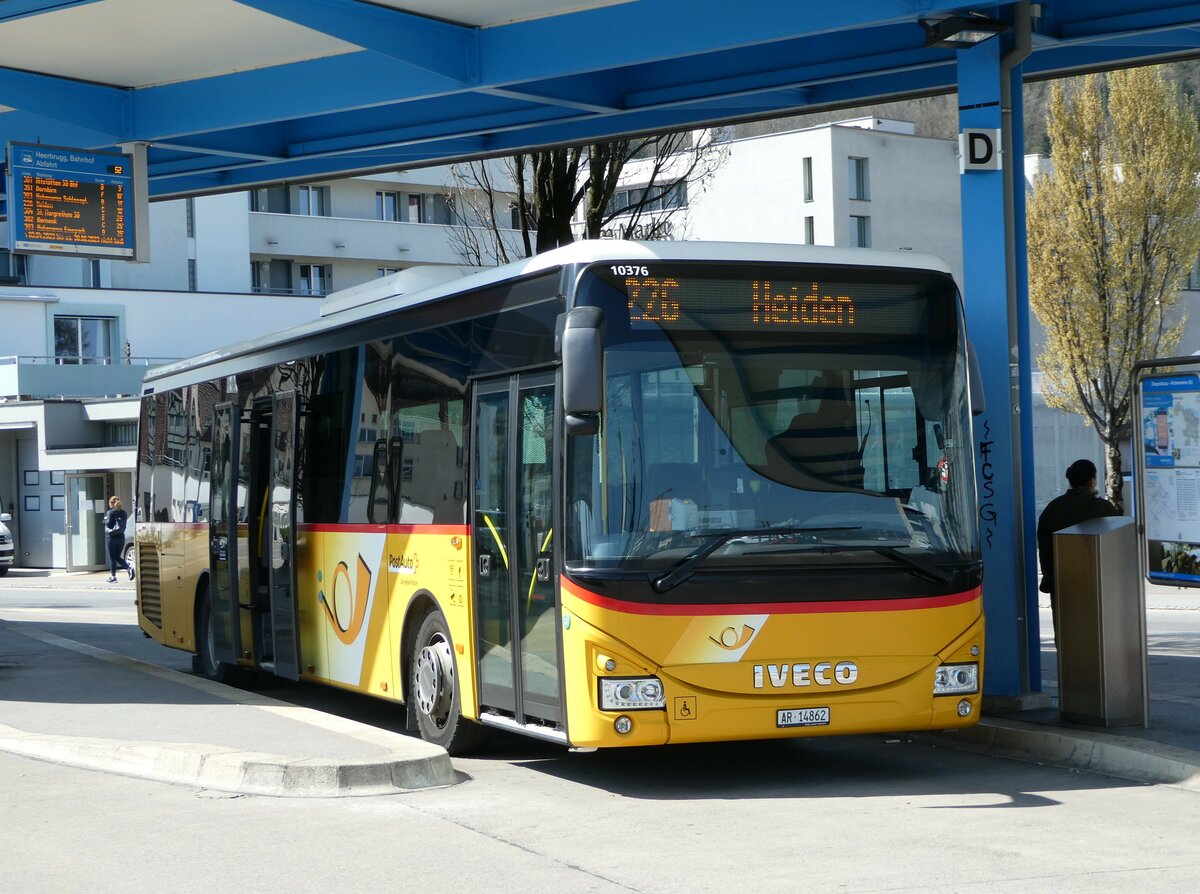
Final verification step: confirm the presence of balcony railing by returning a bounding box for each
[0,355,180,400]
[0,355,179,367]
[249,286,330,297]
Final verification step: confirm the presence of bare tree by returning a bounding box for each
[447,129,728,264]
[446,156,532,265]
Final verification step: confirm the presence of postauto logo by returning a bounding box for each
[318,554,373,645]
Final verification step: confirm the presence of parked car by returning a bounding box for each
[122,532,135,571]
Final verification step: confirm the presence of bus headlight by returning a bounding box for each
[599,677,666,711]
[933,663,979,695]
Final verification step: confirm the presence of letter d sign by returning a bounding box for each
[959,128,1002,172]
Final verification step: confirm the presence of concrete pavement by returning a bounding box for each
[1,567,1198,795]
[0,568,457,797]
[927,582,1200,791]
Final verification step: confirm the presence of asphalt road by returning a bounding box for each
[2,586,1199,893]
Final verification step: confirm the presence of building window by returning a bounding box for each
[376,191,401,221]
[297,185,330,217]
[803,157,814,202]
[187,259,197,291]
[849,157,870,201]
[377,267,401,277]
[89,259,102,288]
[249,185,289,213]
[299,264,331,295]
[252,259,293,293]
[405,193,456,225]
[804,216,815,245]
[850,215,871,248]
[185,198,195,237]
[1186,256,1200,291]
[604,182,688,217]
[105,421,138,447]
[54,315,115,365]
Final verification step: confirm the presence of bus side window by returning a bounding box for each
[397,426,460,524]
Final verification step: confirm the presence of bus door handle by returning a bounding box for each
[479,553,492,578]
[536,557,551,582]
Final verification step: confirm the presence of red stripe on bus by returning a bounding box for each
[561,580,981,616]
[297,523,470,535]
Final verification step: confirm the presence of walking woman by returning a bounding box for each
[103,496,134,583]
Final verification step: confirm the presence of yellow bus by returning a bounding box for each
[135,240,984,753]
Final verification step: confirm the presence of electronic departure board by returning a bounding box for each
[6,142,136,259]
[586,262,955,338]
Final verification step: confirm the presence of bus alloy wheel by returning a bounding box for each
[415,631,454,729]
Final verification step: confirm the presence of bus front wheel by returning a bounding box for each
[410,611,484,755]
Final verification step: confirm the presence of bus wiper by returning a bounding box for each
[652,526,862,594]
[870,546,955,585]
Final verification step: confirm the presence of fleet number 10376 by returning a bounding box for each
[611,265,649,276]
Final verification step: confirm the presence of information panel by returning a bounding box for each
[1138,372,1200,584]
[6,142,135,258]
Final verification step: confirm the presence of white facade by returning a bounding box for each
[682,119,964,286]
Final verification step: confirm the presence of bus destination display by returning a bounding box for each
[595,264,937,336]
[7,142,135,258]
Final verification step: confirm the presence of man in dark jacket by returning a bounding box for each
[1036,459,1118,647]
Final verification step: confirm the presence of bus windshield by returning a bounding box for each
[565,261,980,593]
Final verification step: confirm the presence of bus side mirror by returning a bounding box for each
[559,307,604,436]
[967,340,986,417]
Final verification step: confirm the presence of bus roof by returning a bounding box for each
[143,240,954,388]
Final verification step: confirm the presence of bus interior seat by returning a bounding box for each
[764,378,865,491]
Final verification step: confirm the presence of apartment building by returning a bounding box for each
[597,119,964,284]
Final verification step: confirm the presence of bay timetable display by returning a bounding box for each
[6,142,135,259]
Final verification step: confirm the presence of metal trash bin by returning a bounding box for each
[1053,516,1148,727]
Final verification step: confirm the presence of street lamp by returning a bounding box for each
[920,14,1008,49]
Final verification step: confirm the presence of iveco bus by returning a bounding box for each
[134,241,983,752]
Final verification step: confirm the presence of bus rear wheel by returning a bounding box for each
[411,611,485,755]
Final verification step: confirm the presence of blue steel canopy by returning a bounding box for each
[1,0,1199,198]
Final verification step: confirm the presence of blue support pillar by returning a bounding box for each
[957,37,1029,697]
[1008,61,1042,693]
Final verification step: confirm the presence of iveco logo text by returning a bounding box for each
[753,661,858,688]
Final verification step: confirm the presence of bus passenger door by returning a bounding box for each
[208,403,242,666]
[472,373,563,727]
[269,391,301,681]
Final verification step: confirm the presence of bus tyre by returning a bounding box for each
[411,611,485,755]
[195,586,237,684]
